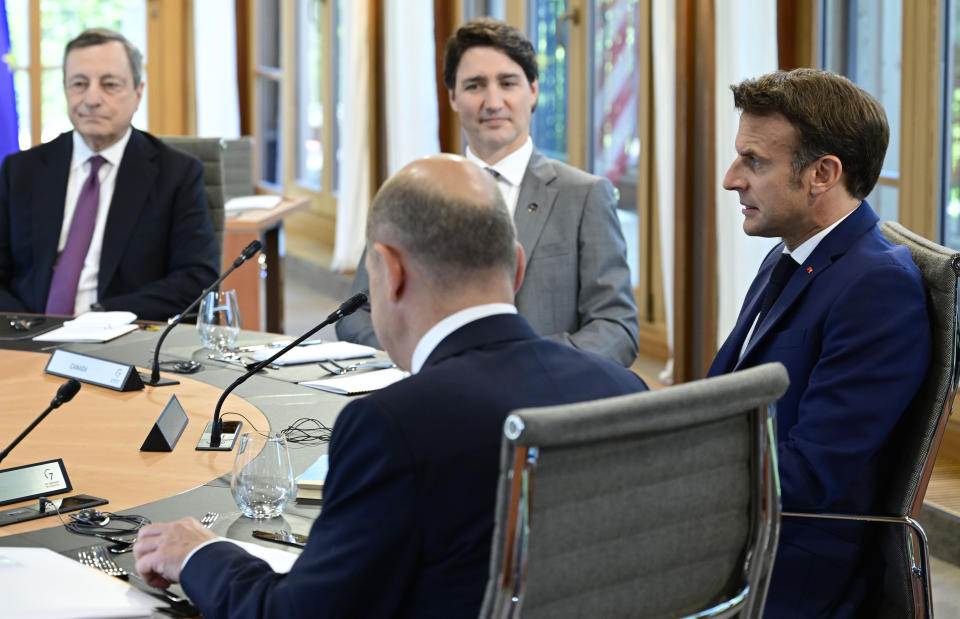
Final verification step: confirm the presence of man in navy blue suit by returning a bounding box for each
[133,154,647,618]
[0,29,218,320]
[709,69,931,617]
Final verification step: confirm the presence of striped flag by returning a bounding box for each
[593,0,638,187]
[0,0,18,160]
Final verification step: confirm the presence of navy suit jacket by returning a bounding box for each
[182,313,647,618]
[0,129,220,320]
[337,149,640,367]
[709,202,930,617]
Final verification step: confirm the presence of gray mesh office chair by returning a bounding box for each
[480,362,790,619]
[161,136,227,254]
[783,221,960,618]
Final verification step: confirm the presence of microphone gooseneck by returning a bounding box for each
[208,291,368,447]
[148,241,263,385]
[0,380,82,464]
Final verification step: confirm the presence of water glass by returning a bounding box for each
[198,289,240,353]
[231,432,294,519]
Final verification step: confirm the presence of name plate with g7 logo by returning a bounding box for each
[45,349,144,392]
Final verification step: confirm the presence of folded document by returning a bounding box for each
[250,341,377,366]
[32,311,138,343]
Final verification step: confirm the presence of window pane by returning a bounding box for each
[821,0,901,219]
[296,0,322,190]
[7,0,28,68]
[258,0,281,69]
[258,77,282,186]
[40,1,144,66]
[590,0,639,212]
[945,0,960,249]
[40,68,70,142]
[528,0,567,162]
[865,183,899,224]
[14,70,29,150]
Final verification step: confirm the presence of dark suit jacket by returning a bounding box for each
[336,149,640,367]
[182,313,648,618]
[0,129,219,320]
[708,202,930,617]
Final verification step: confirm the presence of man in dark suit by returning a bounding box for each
[0,28,218,321]
[133,155,647,618]
[709,69,931,617]
[337,17,639,367]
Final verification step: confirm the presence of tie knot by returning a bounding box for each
[88,155,106,174]
[485,167,502,181]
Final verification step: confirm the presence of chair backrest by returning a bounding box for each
[480,363,790,619]
[160,136,227,255]
[868,222,960,618]
[878,221,960,518]
[221,137,255,201]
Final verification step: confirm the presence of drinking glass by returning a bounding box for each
[198,289,240,353]
[231,432,294,519]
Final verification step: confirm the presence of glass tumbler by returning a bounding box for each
[198,289,240,353]
[231,432,295,519]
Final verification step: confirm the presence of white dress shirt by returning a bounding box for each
[465,136,533,217]
[410,303,518,374]
[59,127,132,314]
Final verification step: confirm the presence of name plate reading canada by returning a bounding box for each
[45,349,144,392]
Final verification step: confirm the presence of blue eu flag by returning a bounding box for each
[0,1,18,160]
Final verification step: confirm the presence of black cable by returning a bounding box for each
[40,498,150,538]
[222,410,260,433]
[280,418,333,445]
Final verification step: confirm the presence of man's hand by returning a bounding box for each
[133,517,217,589]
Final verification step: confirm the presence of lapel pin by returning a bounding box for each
[527,203,539,213]
[806,266,813,273]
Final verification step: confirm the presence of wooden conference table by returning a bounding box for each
[0,317,363,607]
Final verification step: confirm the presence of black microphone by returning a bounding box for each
[0,379,81,464]
[145,240,263,387]
[198,291,369,450]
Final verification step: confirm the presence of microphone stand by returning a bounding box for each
[0,380,81,464]
[198,291,368,450]
[143,241,262,387]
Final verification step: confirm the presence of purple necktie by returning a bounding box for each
[45,155,107,315]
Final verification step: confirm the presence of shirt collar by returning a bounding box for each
[465,136,533,187]
[410,303,518,374]
[783,205,858,264]
[71,126,132,171]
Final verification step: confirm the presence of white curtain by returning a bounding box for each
[192,0,240,138]
[714,0,778,346]
[331,2,373,272]
[384,0,440,176]
[652,0,676,384]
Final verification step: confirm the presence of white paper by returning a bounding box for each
[33,311,138,343]
[222,538,300,572]
[251,341,377,366]
[300,368,408,395]
[225,195,283,212]
[0,547,159,618]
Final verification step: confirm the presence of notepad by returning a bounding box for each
[295,454,328,503]
[251,341,377,366]
[299,367,408,395]
[32,311,138,343]
[225,195,283,212]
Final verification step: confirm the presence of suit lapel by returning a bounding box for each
[32,133,73,297]
[735,203,880,368]
[98,129,157,293]
[513,150,558,265]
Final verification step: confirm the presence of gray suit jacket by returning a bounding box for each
[336,149,640,366]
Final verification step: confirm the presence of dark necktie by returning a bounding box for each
[485,167,502,181]
[45,155,107,315]
[755,253,799,327]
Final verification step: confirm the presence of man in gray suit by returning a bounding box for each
[337,17,639,366]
